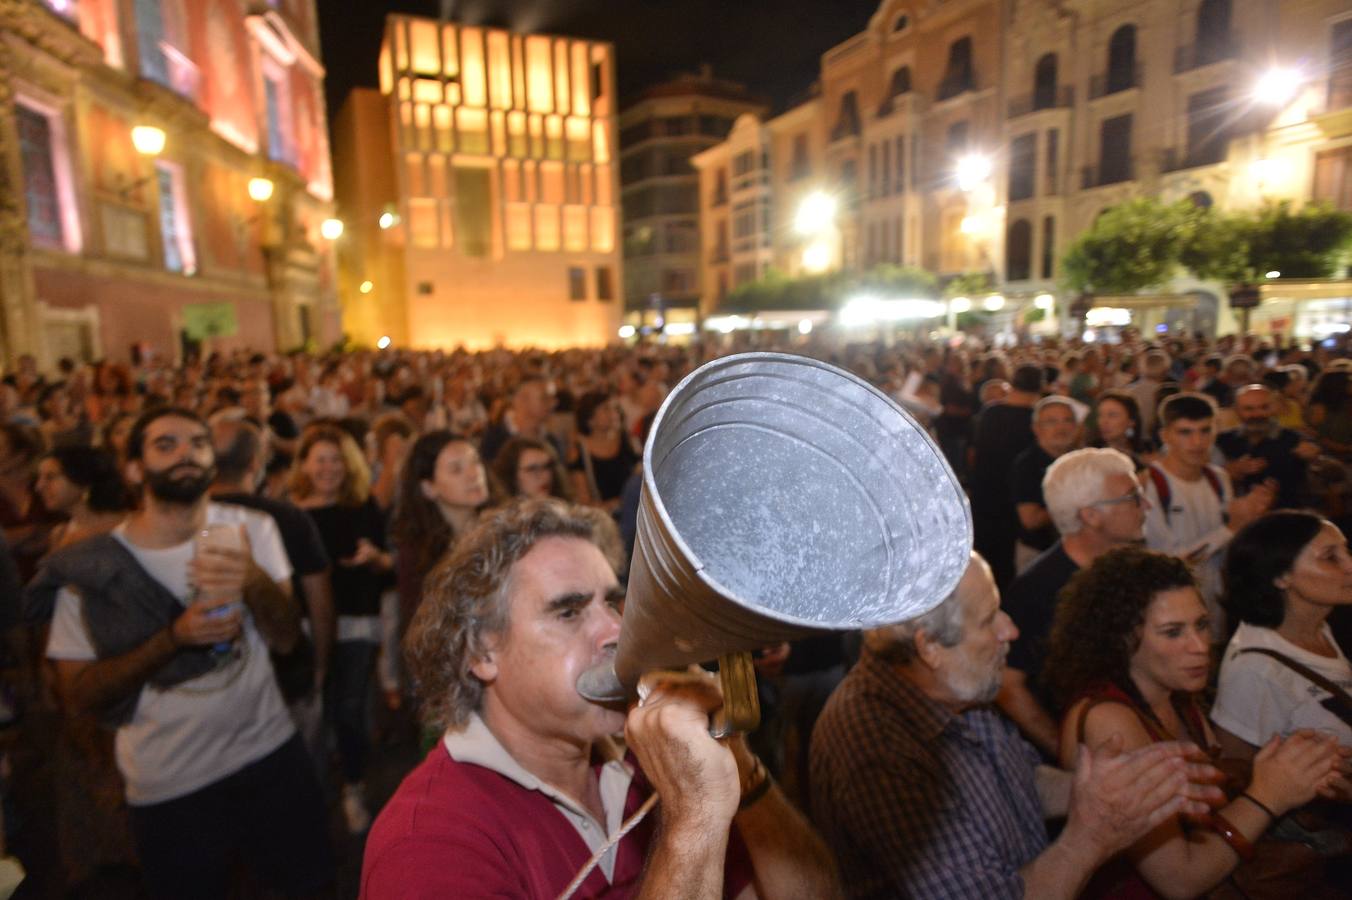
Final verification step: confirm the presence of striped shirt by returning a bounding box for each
[810,649,1047,899]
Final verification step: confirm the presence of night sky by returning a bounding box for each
[316,0,884,120]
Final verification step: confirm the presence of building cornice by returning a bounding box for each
[0,0,105,70]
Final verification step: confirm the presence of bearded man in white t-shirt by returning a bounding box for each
[44,407,333,900]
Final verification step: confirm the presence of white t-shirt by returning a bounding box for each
[46,503,296,805]
[1142,463,1234,638]
[1211,622,1352,747]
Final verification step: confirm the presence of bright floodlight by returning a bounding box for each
[1253,68,1301,107]
[949,296,972,314]
[247,177,274,202]
[618,325,636,339]
[378,212,398,230]
[130,125,166,156]
[1034,293,1055,311]
[795,191,837,235]
[320,218,344,241]
[802,241,832,274]
[798,319,814,335]
[955,153,992,191]
[983,294,1005,312]
[377,336,391,349]
[1265,270,1281,279]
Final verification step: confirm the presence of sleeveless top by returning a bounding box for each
[1070,682,1215,900]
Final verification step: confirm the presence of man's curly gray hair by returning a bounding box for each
[403,497,624,733]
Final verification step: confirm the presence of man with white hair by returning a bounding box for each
[997,449,1146,756]
[810,553,1220,900]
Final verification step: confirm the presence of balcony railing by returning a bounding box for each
[1081,160,1136,189]
[1089,63,1142,100]
[1174,35,1239,73]
[1007,85,1074,118]
[936,72,977,102]
[1159,146,1227,173]
[161,43,202,103]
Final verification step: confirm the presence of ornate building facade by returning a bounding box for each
[693,0,1352,338]
[1,0,338,367]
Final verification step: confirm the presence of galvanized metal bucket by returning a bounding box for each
[577,351,972,706]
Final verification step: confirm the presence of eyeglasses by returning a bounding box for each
[1088,489,1145,509]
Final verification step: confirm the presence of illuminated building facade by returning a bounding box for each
[618,69,765,333]
[1,0,338,367]
[334,15,622,350]
[694,0,1352,338]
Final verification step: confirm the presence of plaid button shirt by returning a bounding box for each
[810,649,1048,900]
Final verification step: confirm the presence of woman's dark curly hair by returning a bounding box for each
[390,431,500,575]
[1223,511,1326,629]
[1043,547,1197,711]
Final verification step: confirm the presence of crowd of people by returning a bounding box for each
[0,326,1350,899]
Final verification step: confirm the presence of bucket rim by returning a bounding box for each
[639,350,972,630]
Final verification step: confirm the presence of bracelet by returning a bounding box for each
[1239,792,1277,820]
[1207,812,1257,862]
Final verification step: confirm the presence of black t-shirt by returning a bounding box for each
[572,441,639,502]
[303,498,390,618]
[214,492,331,604]
[1010,444,1058,550]
[1215,427,1307,509]
[969,403,1035,508]
[1005,542,1080,710]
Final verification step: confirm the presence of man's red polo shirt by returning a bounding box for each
[360,715,754,899]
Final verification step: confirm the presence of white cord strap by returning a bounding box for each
[555,793,659,900]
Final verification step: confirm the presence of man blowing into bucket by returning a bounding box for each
[360,497,841,899]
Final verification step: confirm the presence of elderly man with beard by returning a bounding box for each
[810,553,1223,900]
[42,407,333,899]
[1215,383,1320,510]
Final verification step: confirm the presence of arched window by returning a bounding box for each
[1195,0,1232,66]
[1107,25,1137,94]
[831,91,861,140]
[889,66,912,99]
[1033,54,1058,109]
[939,36,975,100]
[1006,219,1033,282]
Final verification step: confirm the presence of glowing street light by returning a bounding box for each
[320,218,344,240]
[359,280,374,294]
[131,125,166,157]
[795,191,838,235]
[1034,293,1055,311]
[1253,67,1301,107]
[377,336,391,349]
[378,211,399,230]
[949,296,972,314]
[617,325,636,339]
[1265,270,1281,279]
[955,153,992,191]
[798,319,814,335]
[983,294,1006,312]
[802,241,832,274]
[247,177,274,202]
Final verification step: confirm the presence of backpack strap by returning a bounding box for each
[1201,466,1224,502]
[1147,464,1173,525]
[1239,647,1352,728]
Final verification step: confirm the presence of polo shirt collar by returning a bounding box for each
[443,713,636,878]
